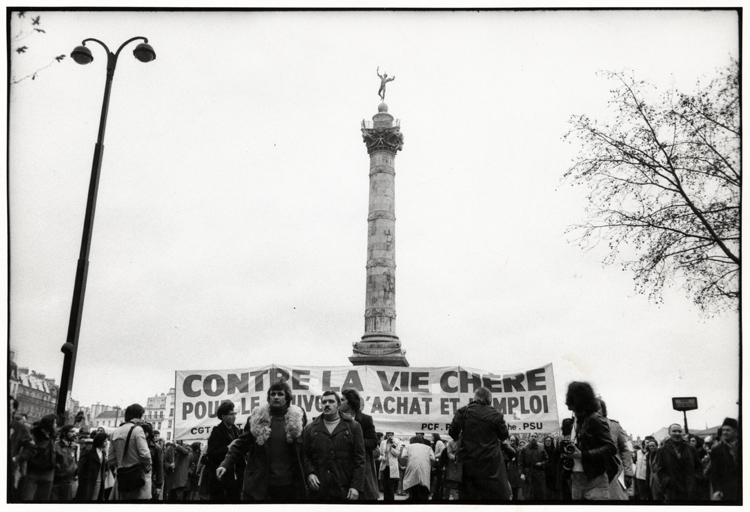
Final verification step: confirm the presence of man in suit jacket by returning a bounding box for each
[206,401,242,502]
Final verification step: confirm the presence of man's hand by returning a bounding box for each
[347,488,359,500]
[534,462,542,467]
[520,474,526,481]
[216,467,226,479]
[307,474,320,491]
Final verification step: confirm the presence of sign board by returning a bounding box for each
[174,363,559,441]
[672,397,698,411]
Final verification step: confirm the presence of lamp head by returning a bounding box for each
[71,45,94,65]
[133,42,156,63]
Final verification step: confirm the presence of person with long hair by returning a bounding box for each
[561,382,616,501]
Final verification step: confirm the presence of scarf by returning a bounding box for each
[249,403,304,446]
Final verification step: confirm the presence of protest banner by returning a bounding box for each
[174,363,559,441]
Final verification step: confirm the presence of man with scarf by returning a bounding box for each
[217,380,308,502]
[655,424,702,502]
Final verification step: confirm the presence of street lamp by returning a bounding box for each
[57,37,156,418]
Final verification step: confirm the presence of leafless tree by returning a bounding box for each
[563,61,740,315]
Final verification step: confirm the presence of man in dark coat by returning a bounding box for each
[302,390,366,501]
[341,388,380,501]
[449,386,510,501]
[519,433,548,500]
[218,380,308,502]
[655,423,702,502]
[206,401,243,502]
[707,417,740,502]
[75,432,108,501]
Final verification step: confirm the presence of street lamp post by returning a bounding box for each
[56,37,156,418]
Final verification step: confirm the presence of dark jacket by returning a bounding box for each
[302,412,366,501]
[206,421,244,498]
[54,439,79,483]
[352,410,379,501]
[656,439,702,501]
[449,401,509,482]
[706,440,740,502]
[75,445,105,501]
[148,440,164,490]
[18,426,56,474]
[220,404,308,502]
[575,411,617,481]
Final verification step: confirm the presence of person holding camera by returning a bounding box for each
[379,432,401,501]
[561,382,617,501]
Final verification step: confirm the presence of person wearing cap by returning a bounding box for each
[379,432,401,501]
[654,424,703,501]
[707,417,740,502]
[206,400,242,502]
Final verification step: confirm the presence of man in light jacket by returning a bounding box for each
[107,404,152,500]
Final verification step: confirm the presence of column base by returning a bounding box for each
[350,336,409,367]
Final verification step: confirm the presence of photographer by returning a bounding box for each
[561,382,617,501]
[555,418,575,501]
[378,432,401,501]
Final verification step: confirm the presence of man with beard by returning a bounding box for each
[561,381,617,501]
[707,417,740,502]
[51,424,79,501]
[655,424,702,502]
[217,380,308,502]
[449,387,511,501]
[518,432,548,500]
[302,390,365,501]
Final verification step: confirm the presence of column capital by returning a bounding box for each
[361,125,404,155]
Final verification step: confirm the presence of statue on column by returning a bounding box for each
[377,66,395,101]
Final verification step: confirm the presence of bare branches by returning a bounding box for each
[563,61,740,315]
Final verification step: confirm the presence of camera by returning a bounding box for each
[560,440,576,470]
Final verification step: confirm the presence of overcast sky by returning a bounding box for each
[7,7,741,439]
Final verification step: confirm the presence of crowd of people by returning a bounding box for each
[8,380,741,503]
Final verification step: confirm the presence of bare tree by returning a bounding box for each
[563,61,740,315]
[10,11,65,84]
